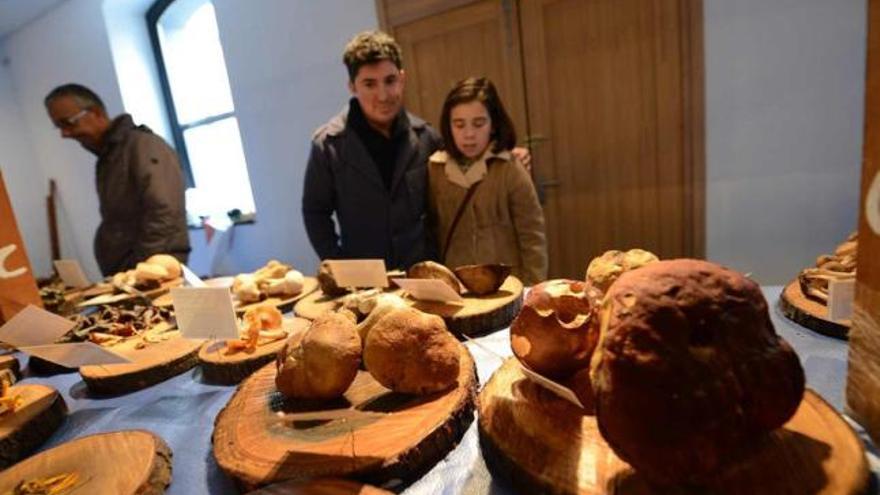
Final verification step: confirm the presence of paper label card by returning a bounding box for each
[326,259,388,288]
[181,264,206,287]
[828,278,856,322]
[0,304,75,347]
[392,278,463,303]
[20,342,129,368]
[171,287,239,340]
[517,361,585,409]
[53,259,91,288]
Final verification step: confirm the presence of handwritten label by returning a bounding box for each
[0,244,27,279]
[181,264,206,287]
[828,278,856,322]
[54,259,91,288]
[392,278,463,303]
[518,361,585,409]
[20,342,129,367]
[327,259,388,288]
[0,305,75,347]
[171,287,239,340]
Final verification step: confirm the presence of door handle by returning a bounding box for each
[539,179,560,189]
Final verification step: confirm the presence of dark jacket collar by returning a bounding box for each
[100,114,141,157]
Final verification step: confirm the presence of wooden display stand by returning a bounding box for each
[246,478,392,495]
[295,277,524,337]
[79,331,203,395]
[0,171,42,323]
[779,280,850,339]
[199,317,311,385]
[480,358,868,495]
[847,0,880,447]
[0,384,67,469]
[213,344,477,491]
[0,430,172,495]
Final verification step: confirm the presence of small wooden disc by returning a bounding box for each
[213,344,477,491]
[199,317,311,385]
[410,275,523,336]
[479,358,869,495]
[295,277,523,337]
[0,430,172,495]
[78,278,183,308]
[246,478,392,495]
[779,280,850,339]
[236,277,320,315]
[0,354,20,380]
[0,384,67,469]
[80,331,202,395]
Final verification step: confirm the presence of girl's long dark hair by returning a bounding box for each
[440,77,517,162]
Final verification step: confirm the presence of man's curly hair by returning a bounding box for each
[343,31,403,82]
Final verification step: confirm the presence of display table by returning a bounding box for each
[5,286,879,494]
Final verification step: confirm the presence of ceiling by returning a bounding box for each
[0,0,66,40]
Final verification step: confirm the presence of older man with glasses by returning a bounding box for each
[44,83,190,276]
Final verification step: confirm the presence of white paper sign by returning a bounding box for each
[828,278,856,322]
[0,305,75,347]
[20,342,130,367]
[53,259,91,288]
[327,259,388,288]
[181,264,206,287]
[518,361,585,409]
[171,287,239,340]
[392,278,463,303]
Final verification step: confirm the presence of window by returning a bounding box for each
[148,0,256,225]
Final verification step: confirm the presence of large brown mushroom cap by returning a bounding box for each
[407,261,462,294]
[591,259,805,485]
[363,306,460,394]
[509,279,601,380]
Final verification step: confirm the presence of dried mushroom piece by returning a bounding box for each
[799,232,857,304]
[5,472,80,495]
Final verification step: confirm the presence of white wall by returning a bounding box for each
[0,46,49,275]
[210,0,378,275]
[2,0,124,282]
[704,0,866,283]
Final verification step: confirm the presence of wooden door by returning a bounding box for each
[380,0,705,280]
[381,0,529,140]
[520,0,704,278]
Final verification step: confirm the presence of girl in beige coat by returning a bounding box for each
[428,77,547,285]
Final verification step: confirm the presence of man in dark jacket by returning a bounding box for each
[303,31,442,269]
[44,84,190,276]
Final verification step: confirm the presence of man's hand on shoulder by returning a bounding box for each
[511,146,532,174]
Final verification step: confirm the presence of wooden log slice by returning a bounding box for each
[79,331,202,395]
[78,277,183,308]
[213,343,478,491]
[247,478,392,495]
[0,384,67,469]
[0,430,172,495]
[236,277,320,315]
[296,277,523,337]
[199,317,311,385]
[779,279,850,339]
[410,276,523,337]
[0,354,20,380]
[479,358,868,495]
[27,355,76,375]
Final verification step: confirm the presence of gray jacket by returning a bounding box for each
[302,106,442,269]
[94,115,190,276]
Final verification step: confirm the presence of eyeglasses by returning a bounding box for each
[56,109,89,129]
